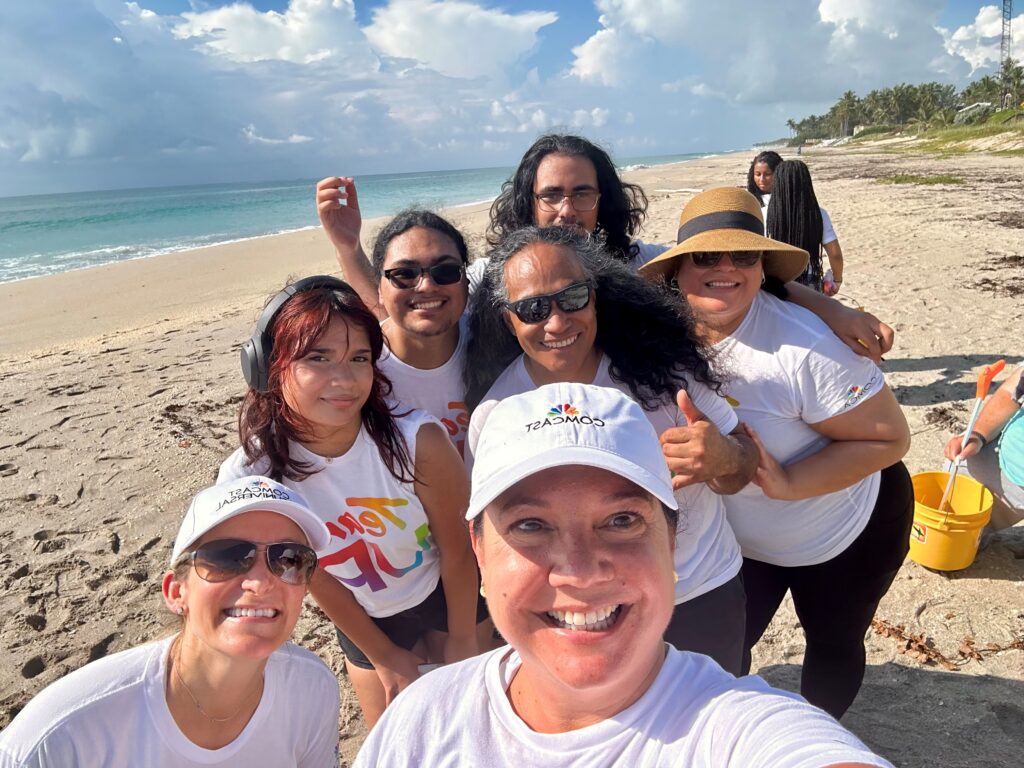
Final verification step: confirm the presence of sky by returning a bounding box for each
[1,1,1020,196]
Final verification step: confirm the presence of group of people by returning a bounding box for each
[1,135,914,767]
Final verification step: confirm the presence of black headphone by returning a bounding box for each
[240,275,349,392]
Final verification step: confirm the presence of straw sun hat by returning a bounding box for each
[639,187,809,284]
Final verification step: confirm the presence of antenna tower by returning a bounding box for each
[1001,0,1013,108]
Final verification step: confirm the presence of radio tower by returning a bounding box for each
[1001,0,1014,108]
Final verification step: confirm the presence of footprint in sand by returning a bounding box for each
[0,462,18,477]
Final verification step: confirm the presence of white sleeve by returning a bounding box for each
[820,207,837,245]
[466,258,489,297]
[217,447,260,483]
[297,670,341,767]
[795,338,885,424]
[708,686,893,768]
[683,380,739,435]
[466,399,500,474]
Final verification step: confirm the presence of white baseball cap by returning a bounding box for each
[171,476,331,565]
[467,382,678,520]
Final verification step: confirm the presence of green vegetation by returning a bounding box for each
[784,58,1024,144]
[877,175,964,185]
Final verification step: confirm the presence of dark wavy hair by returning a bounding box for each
[486,134,648,263]
[238,280,415,483]
[746,150,783,206]
[370,208,469,280]
[765,160,824,291]
[464,226,720,411]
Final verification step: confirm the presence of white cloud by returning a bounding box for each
[243,125,313,144]
[945,5,1024,73]
[364,0,557,80]
[174,0,377,72]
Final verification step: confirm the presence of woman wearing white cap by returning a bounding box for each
[463,225,754,674]
[355,383,892,767]
[0,475,340,767]
[641,187,912,720]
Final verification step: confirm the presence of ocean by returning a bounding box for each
[0,153,718,284]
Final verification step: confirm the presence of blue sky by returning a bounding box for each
[1,1,1020,196]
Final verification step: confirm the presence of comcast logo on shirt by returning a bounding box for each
[525,402,607,432]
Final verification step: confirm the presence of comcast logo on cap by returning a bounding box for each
[548,403,579,417]
[217,478,292,510]
[525,402,607,433]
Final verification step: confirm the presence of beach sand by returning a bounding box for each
[1,147,1022,766]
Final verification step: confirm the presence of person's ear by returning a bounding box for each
[162,570,187,617]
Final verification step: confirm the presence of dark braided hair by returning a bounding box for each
[746,150,783,206]
[765,160,824,291]
[238,281,415,483]
[487,134,648,263]
[464,226,720,411]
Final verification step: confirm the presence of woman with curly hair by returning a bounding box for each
[463,226,757,674]
[218,276,484,727]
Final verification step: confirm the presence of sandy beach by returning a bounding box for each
[1,146,1022,766]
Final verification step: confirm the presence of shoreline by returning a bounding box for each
[0,151,748,358]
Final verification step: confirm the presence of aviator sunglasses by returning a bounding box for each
[505,281,592,324]
[689,252,763,269]
[383,263,465,290]
[186,538,319,585]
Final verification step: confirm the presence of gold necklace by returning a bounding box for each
[172,639,264,723]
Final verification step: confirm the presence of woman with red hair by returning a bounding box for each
[219,277,482,727]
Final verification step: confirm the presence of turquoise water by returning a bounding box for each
[0,153,718,283]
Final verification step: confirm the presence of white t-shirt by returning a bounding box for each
[379,315,470,459]
[218,411,444,618]
[716,291,885,566]
[354,645,892,768]
[465,239,668,294]
[468,354,742,603]
[761,201,838,245]
[0,638,339,768]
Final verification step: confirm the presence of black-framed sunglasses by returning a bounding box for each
[534,190,601,213]
[383,263,465,290]
[505,281,592,324]
[689,251,763,269]
[186,538,319,585]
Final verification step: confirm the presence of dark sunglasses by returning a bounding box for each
[187,538,318,585]
[689,252,763,268]
[383,263,465,290]
[505,281,592,324]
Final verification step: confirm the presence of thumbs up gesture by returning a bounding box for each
[659,389,757,492]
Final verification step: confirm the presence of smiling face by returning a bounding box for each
[503,242,600,385]
[472,465,674,716]
[674,252,763,342]
[532,153,601,234]
[380,226,468,340]
[753,161,774,194]
[164,510,309,661]
[282,316,374,452]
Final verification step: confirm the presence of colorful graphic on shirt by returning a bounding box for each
[725,395,740,407]
[440,401,470,459]
[318,497,432,592]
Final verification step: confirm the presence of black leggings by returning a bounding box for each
[740,461,914,719]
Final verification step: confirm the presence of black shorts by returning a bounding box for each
[336,579,489,670]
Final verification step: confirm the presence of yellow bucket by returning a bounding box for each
[909,471,992,571]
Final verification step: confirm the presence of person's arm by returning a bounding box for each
[414,423,478,663]
[308,569,424,704]
[660,389,758,493]
[823,240,844,286]
[944,367,1023,461]
[745,384,910,500]
[315,176,387,319]
[784,281,893,364]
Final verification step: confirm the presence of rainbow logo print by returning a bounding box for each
[548,403,579,417]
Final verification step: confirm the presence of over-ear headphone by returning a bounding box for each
[240,275,349,392]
